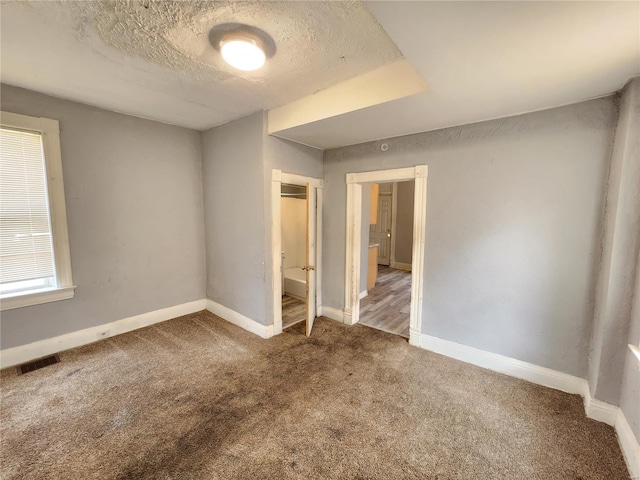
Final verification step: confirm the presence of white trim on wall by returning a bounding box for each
[271,169,323,336]
[418,333,587,394]
[583,393,619,426]
[416,331,639,477]
[347,167,416,185]
[206,299,274,339]
[0,297,283,369]
[616,408,640,478]
[0,299,207,368]
[344,182,362,327]
[2,292,637,474]
[344,165,428,347]
[0,286,75,311]
[409,166,428,346]
[321,306,345,323]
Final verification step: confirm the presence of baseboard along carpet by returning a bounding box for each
[0,311,629,479]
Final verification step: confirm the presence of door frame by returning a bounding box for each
[272,169,323,335]
[344,165,428,346]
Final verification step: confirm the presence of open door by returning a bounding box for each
[305,182,317,336]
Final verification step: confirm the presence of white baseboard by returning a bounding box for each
[321,306,345,323]
[418,333,587,395]
[584,393,618,426]
[2,298,637,475]
[390,261,412,271]
[206,299,273,339]
[616,408,640,478]
[0,299,207,369]
[359,290,368,299]
[417,332,639,477]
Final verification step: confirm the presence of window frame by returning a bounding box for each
[0,111,75,311]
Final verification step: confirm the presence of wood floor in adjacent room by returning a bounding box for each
[0,312,629,480]
[360,265,411,338]
[282,295,305,329]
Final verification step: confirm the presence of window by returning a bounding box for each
[0,111,74,310]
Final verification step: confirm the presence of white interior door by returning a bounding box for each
[370,193,392,265]
[305,183,317,337]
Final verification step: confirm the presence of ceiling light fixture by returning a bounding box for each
[209,23,276,73]
[220,36,266,71]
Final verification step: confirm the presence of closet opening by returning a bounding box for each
[271,170,323,337]
[280,183,307,330]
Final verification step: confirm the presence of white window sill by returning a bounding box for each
[0,286,76,311]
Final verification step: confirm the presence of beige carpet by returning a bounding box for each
[0,311,630,479]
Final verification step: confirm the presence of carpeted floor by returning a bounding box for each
[0,311,630,479]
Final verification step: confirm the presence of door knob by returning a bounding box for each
[302,265,316,271]
[387,233,391,237]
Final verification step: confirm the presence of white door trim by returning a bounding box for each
[345,166,428,346]
[272,170,323,335]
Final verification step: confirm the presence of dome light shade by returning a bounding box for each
[220,38,266,71]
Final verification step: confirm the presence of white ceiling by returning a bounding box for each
[1,1,639,149]
[0,1,401,130]
[274,1,640,148]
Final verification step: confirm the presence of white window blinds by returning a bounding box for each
[0,127,55,286]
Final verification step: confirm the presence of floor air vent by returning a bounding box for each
[16,354,60,375]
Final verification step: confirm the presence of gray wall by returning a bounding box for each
[323,97,617,377]
[588,78,640,438]
[263,116,324,324]
[394,181,414,264]
[4,84,635,445]
[0,84,206,349]
[201,112,267,323]
[263,125,324,180]
[201,112,322,326]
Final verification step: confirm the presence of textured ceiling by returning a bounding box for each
[0,0,402,130]
[2,1,638,149]
[274,0,640,148]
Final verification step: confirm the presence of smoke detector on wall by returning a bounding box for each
[210,23,276,72]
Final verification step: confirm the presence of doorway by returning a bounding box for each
[344,166,428,347]
[271,170,323,337]
[280,183,308,330]
[359,181,415,338]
